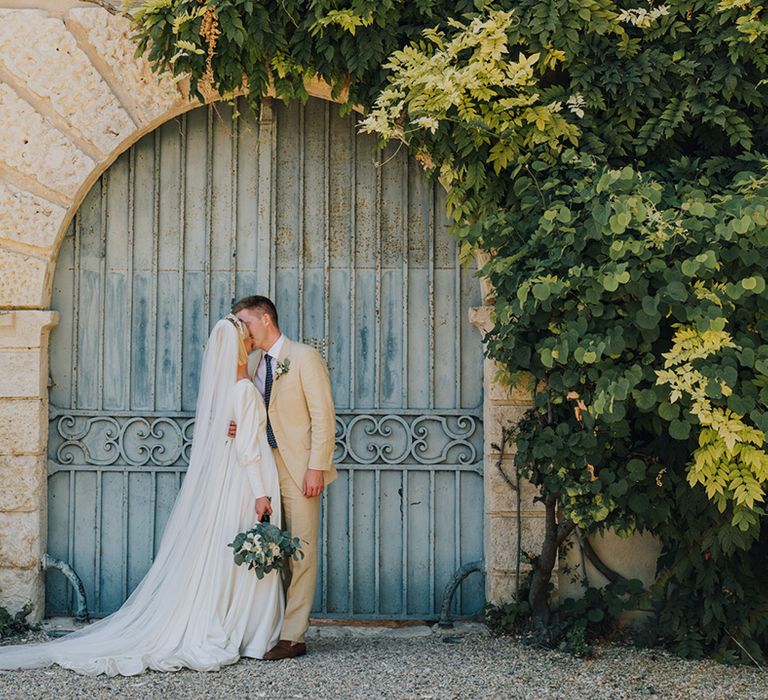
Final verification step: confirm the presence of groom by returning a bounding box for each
[231,295,337,659]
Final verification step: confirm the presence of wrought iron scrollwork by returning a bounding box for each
[334,412,480,467]
[51,409,481,471]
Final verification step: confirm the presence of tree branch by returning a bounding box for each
[577,529,629,585]
[81,0,121,15]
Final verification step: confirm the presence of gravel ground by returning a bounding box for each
[0,626,765,700]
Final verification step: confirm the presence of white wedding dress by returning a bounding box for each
[0,320,283,676]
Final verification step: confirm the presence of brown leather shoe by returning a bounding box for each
[263,640,307,660]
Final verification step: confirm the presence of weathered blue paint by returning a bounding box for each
[47,98,485,619]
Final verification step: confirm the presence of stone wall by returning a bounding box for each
[0,310,57,616]
[469,306,548,604]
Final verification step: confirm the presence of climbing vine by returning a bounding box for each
[132,0,768,662]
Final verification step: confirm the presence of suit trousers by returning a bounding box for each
[273,448,321,643]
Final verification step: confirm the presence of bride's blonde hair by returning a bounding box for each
[225,313,249,366]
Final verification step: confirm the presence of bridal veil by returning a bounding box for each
[0,318,256,675]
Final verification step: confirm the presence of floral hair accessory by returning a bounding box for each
[225,313,248,339]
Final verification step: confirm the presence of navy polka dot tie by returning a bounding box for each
[264,353,277,448]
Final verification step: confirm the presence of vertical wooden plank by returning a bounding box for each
[181,106,209,411]
[175,114,187,411]
[379,143,405,408]
[154,471,180,555]
[274,100,300,339]
[378,470,404,614]
[433,470,458,613]
[459,471,485,614]
[327,104,353,406]
[352,469,375,613]
[236,98,261,298]
[461,264,484,410]
[209,102,236,321]
[406,470,431,614]
[93,470,103,612]
[76,181,104,410]
[325,469,350,612]
[405,162,431,409]
[301,98,326,341]
[45,470,71,613]
[433,186,457,410]
[348,117,357,410]
[353,131,377,409]
[323,102,331,354]
[72,471,98,612]
[156,117,183,412]
[347,469,355,612]
[98,470,125,614]
[103,148,131,411]
[126,471,153,593]
[131,132,157,411]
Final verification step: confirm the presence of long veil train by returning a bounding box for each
[0,319,271,675]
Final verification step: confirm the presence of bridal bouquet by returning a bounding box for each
[228,519,303,579]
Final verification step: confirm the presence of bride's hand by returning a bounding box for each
[255,496,272,521]
[228,421,237,438]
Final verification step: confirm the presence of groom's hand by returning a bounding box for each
[255,496,272,521]
[228,421,237,438]
[303,469,325,498]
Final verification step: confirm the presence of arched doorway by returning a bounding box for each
[46,97,484,620]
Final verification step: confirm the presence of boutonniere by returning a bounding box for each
[275,358,290,380]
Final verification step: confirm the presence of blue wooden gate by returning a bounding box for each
[47,97,484,619]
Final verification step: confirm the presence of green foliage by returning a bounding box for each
[638,470,768,663]
[131,0,480,109]
[0,603,38,638]
[486,577,645,657]
[133,0,768,662]
[487,159,768,548]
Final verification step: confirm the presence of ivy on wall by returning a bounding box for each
[132,0,768,662]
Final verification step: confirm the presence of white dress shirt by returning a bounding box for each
[254,334,286,397]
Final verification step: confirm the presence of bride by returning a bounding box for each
[0,315,283,675]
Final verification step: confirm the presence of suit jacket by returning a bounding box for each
[250,337,338,489]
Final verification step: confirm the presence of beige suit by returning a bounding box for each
[251,337,336,642]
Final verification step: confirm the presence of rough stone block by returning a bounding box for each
[468,305,493,334]
[0,399,47,455]
[0,181,66,252]
[0,310,59,349]
[0,247,49,309]
[0,454,44,512]
[485,359,536,404]
[66,8,184,127]
[0,348,46,398]
[0,83,93,199]
[484,404,531,456]
[0,10,135,156]
[486,571,520,606]
[0,566,44,622]
[0,511,44,568]
[485,514,547,572]
[486,463,543,515]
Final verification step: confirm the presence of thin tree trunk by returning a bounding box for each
[528,493,576,638]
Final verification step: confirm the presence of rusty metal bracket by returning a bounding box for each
[42,554,90,622]
[438,560,485,628]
